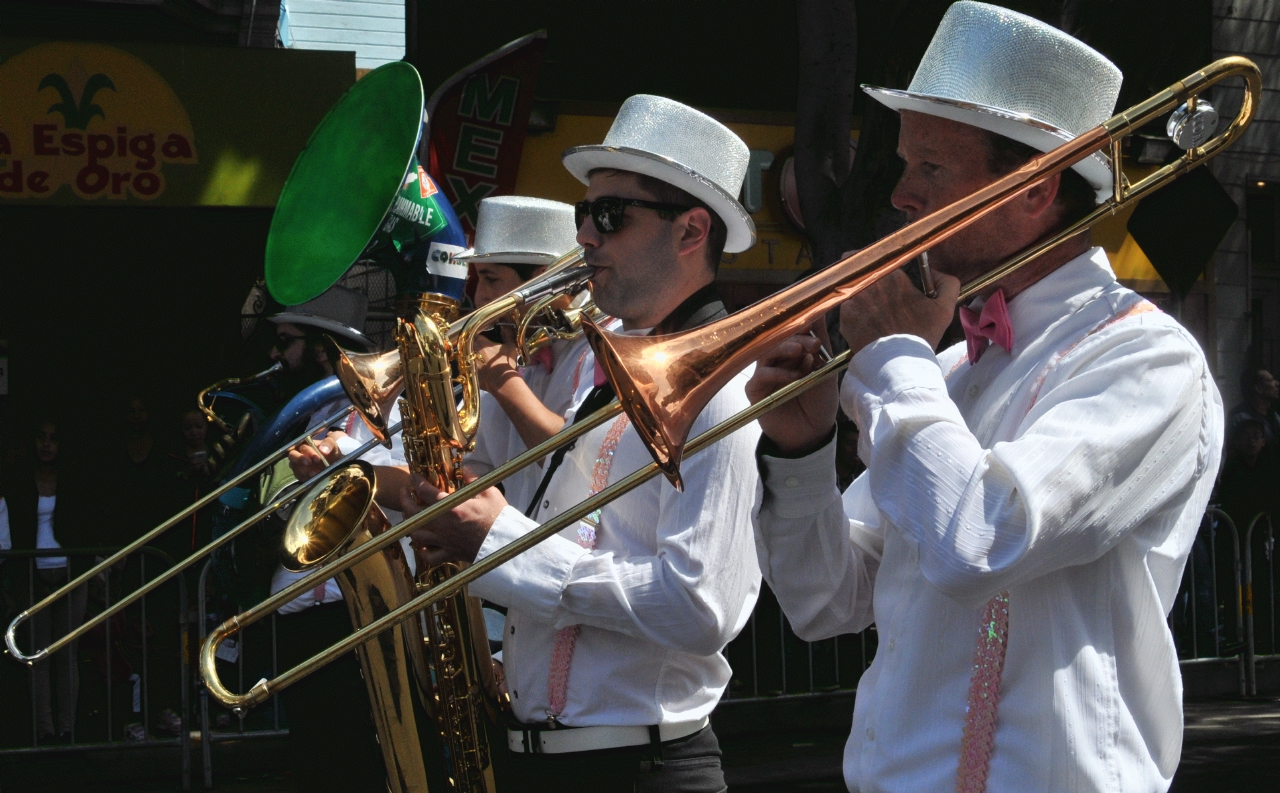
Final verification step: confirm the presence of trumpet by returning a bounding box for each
[330,245,594,444]
[199,56,1260,707]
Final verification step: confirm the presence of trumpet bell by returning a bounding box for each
[327,340,403,446]
[281,461,379,572]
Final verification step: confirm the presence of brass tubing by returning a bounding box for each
[205,350,852,708]
[201,400,624,708]
[3,405,365,665]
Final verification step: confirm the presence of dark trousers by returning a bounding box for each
[506,726,727,793]
[275,602,388,793]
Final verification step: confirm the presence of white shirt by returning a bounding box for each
[271,399,409,614]
[754,249,1222,793]
[35,495,66,570]
[465,336,597,515]
[471,365,763,727]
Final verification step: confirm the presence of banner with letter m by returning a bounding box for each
[423,30,547,238]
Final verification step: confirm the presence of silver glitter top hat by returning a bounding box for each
[864,1,1122,202]
[562,95,756,252]
[270,284,374,351]
[456,196,578,265]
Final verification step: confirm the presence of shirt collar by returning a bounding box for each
[1001,247,1116,352]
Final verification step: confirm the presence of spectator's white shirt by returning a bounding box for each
[465,335,598,515]
[754,249,1223,793]
[471,357,762,727]
[271,399,408,614]
[34,495,66,570]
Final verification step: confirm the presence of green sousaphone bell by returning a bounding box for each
[265,61,469,307]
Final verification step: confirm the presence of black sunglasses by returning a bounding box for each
[574,197,692,234]
[275,333,306,349]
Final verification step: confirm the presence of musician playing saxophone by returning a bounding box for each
[401,97,764,792]
[747,5,1223,792]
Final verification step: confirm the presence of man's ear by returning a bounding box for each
[1023,171,1062,220]
[676,206,713,261]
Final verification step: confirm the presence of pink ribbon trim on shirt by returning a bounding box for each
[546,414,631,719]
[955,591,1010,793]
[958,289,1014,364]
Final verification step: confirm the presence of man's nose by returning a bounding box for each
[269,347,282,361]
[576,215,601,248]
[890,177,923,219]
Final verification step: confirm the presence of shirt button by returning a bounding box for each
[510,625,515,635]
[543,500,550,509]
[513,690,519,699]
[865,727,875,741]
[887,638,896,652]
[784,476,800,488]
[968,385,979,398]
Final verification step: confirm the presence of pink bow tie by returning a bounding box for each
[528,346,554,374]
[958,288,1014,364]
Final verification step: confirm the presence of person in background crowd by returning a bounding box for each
[3,420,91,744]
[1229,368,1280,462]
[1216,417,1273,528]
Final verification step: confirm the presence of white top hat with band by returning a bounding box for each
[561,95,756,253]
[456,196,578,265]
[270,284,374,351]
[863,1,1122,202]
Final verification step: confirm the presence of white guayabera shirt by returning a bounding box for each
[754,248,1222,793]
[471,365,762,727]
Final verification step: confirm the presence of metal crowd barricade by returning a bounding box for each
[0,546,191,790]
[195,558,285,790]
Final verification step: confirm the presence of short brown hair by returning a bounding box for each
[982,131,1096,230]
[587,169,728,272]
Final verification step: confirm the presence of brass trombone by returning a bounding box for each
[200,56,1260,708]
[4,249,590,668]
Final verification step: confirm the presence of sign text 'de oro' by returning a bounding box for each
[0,42,197,201]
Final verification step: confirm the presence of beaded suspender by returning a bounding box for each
[545,414,631,720]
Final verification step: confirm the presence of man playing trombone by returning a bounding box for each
[748,4,1223,792]
[402,96,764,791]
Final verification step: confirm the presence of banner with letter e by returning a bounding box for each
[423,30,547,238]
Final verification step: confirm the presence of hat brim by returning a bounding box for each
[269,313,375,351]
[455,251,561,265]
[863,86,1113,203]
[561,145,757,253]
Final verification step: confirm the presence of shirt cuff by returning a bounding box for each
[758,435,841,522]
[848,334,943,396]
[469,505,589,622]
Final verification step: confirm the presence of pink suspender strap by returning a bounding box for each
[546,414,631,719]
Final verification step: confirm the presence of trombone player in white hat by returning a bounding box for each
[749,4,1222,792]
[401,96,764,791]
[457,195,599,515]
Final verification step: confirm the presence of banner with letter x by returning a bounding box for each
[423,30,547,239]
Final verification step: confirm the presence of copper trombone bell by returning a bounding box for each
[585,56,1263,489]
